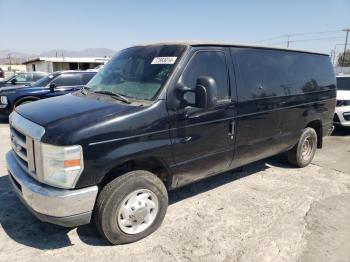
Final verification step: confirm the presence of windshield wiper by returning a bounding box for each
[81,85,91,95]
[94,90,130,104]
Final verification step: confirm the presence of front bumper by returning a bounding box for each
[334,105,350,127]
[0,106,10,116]
[6,151,98,227]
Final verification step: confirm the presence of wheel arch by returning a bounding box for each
[14,96,40,108]
[306,119,323,148]
[99,156,173,190]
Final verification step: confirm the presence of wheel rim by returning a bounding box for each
[301,135,314,161]
[117,189,159,235]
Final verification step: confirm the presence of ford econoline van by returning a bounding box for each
[6,42,336,244]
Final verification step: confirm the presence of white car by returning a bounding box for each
[334,74,350,127]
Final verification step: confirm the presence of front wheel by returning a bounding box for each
[94,170,168,245]
[287,127,317,168]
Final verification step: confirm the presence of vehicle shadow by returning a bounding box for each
[0,116,9,124]
[0,157,280,249]
[331,126,350,137]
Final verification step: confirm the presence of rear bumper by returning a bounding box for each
[6,151,98,227]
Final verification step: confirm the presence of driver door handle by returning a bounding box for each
[228,120,235,140]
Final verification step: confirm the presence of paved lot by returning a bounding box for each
[0,116,350,262]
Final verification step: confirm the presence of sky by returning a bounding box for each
[0,0,349,55]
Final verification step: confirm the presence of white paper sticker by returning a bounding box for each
[151,57,177,64]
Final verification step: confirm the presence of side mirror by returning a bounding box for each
[49,83,57,92]
[11,79,17,85]
[194,76,217,109]
[174,76,217,110]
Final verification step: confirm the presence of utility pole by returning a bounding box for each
[286,35,290,48]
[341,28,350,72]
[7,53,12,71]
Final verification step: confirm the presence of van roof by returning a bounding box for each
[133,41,329,56]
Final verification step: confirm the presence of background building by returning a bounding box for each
[23,57,110,73]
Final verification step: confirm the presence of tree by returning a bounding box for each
[337,50,350,67]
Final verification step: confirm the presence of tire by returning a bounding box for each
[287,127,318,168]
[94,170,168,245]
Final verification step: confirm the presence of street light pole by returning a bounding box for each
[341,28,350,72]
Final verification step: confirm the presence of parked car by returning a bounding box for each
[334,74,350,127]
[0,70,96,115]
[6,42,336,245]
[0,71,48,88]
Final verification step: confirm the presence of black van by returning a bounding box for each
[6,42,336,244]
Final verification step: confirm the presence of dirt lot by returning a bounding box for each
[0,116,350,262]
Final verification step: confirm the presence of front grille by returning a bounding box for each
[343,113,350,121]
[10,125,37,177]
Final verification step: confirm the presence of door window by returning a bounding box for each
[52,74,80,87]
[32,73,47,81]
[14,73,32,83]
[81,73,96,85]
[179,51,229,103]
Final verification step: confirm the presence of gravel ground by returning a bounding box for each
[0,116,350,262]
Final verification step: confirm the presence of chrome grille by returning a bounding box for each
[9,112,45,180]
[10,126,37,177]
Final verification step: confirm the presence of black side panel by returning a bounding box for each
[229,47,336,168]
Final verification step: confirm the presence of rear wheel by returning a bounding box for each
[287,127,317,167]
[94,170,168,245]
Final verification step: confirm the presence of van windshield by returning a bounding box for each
[337,77,350,91]
[87,45,186,101]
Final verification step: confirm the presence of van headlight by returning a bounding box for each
[40,143,84,189]
[0,96,8,105]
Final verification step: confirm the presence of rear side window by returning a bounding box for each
[81,73,96,85]
[337,77,350,91]
[179,51,229,102]
[53,74,80,86]
[232,48,335,100]
[33,73,47,81]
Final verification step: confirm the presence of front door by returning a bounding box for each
[168,48,236,187]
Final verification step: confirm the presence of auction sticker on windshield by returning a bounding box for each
[151,57,177,64]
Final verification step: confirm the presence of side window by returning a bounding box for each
[15,73,32,83]
[233,49,288,100]
[33,73,46,81]
[52,74,80,87]
[179,51,229,102]
[233,48,335,101]
[81,73,96,85]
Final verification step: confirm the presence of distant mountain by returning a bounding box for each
[40,48,116,58]
[0,50,36,64]
[0,48,116,64]
[0,50,33,59]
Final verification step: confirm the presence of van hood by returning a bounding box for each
[337,90,350,100]
[15,93,137,128]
